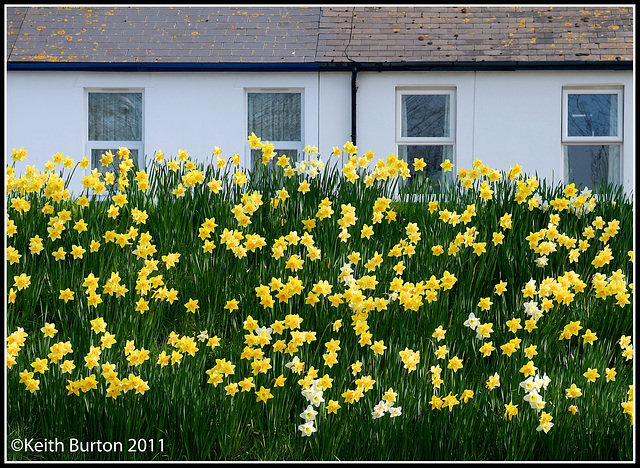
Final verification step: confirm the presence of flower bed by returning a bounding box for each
[6,139,634,461]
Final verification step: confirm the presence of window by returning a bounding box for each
[87,90,144,173]
[562,88,622,189]
[396,89,455,190]
[247,91,303,168]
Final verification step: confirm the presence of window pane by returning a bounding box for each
[89,93,142,141]
[248,93,301,142]
[564,145,620,189]
[398,145,453,190]
[401,94,450,138]
[251,148,299,169]
[567,94,618,137]
[91,148,139,174]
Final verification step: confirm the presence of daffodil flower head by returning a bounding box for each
[523,300,541,316]
[463,312,480,330]
[373,401,388,415]
[524,390,545,410]
[197,330,209,342]
[298,421,316,437]
[536,412,554,433]
[301,385,322,403]
[300,405,318,421]
[310,392,325,407]
[520,376,537,393]
[285,356,301,370]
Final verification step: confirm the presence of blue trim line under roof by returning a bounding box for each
[5,62,322,72]
[6,61,633,72]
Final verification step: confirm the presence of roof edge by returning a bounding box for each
[5,62,321,72]
[320,60,633,72]
[6,60,633,72]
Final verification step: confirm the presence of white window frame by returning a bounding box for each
[245,88,304,169]
[562,87,623,143]
[561,86,623,186]
[395,87,456,193]
[85,88,145,173]
[396,87,456,146]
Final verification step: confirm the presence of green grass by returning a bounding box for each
[5,146,634,461]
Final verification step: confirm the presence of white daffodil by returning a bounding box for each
[463,312,480,330]
[298,421,316,437]
[300,404,318,421]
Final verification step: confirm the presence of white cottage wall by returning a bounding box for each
[473,70,634,190]
[355,71,476,168]
[354,69,633,194]
[6,68,633,195]
[7,71,86,170]
[317,71,352,160]
[7,70,336,194]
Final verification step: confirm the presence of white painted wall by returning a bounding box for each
[355,69,633,194]
[355,71,476,169]
[318,71,352,160]
[473,70,634,189]
[6,70,336,194]
[6,68,633,195]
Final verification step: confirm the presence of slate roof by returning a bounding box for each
[317,6,634,63]
[6,6,634,65]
